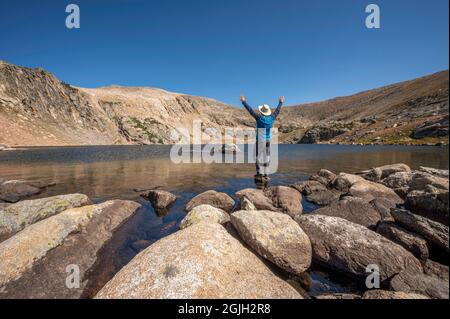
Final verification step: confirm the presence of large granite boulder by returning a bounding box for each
[309,169,336,187]
[348,180,403,204]
[391,209,449,253]
[312,197,382,229]
[180,205,229,229]
[331,173,403,204]
[185,190,235,213]
[331,173,366,193]
[357,164,411,182]
[263,186,303,218]
[95,222,302,299]
[296,215,423,282]
[418,167,449,179]
[0,200,141,298]
[376,222,429,261]
[0,194,92,242]
[239,196,256,211]
[291,180,340,206]
[390,271,449,299]
[423,260,449,281]
[404,186,449,226]
[231,210,312,275]
[235,189,277,211]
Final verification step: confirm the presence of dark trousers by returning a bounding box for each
[255,140,270,175]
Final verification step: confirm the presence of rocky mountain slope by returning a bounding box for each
[0,61,448,147]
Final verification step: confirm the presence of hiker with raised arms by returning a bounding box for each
[240,95,284,184]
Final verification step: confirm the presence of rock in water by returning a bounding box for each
[391,209,449,253]
[263,186,303,218]
[231,210,312,275]
[296,215,423,282]
[291,180,340,206]
[390,271,449,299]
[312,197,382,229]
[0,194,92,242]
[235,189,277,211]
[362,290,428,299]
[0,180,42,203]
[185,190,235,213]
[142,189,176,211]
[331,173,366,193]
[309,169,336,187]
[95,222,302,299]
[180,205,230,229]
[376,222,429,261]
[0,200,141,298]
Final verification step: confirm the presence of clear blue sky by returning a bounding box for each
[1,0,448,106]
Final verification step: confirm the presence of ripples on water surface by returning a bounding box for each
[0,144,448,297]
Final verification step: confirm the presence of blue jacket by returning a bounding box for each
[242,100,283,141]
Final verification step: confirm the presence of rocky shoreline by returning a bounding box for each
[0,163,448,299]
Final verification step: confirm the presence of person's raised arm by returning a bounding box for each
[240,95,258,119]
[272,96,284,119]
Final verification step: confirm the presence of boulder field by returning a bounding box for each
[1,163,448,299]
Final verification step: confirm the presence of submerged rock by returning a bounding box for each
[0,193,92,242]
[180,205,229,229]
[0,200,141,298]
[376,222,429,261]
[95,222,302,299]
[231,210,312,275]
[391,209,449,253]
[296,215,423,282]
[142,189,177,211]
[0,180,42,203]
[263,186,303,218]
[185,190,235,213]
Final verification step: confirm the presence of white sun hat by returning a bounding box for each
[258,104,272,116]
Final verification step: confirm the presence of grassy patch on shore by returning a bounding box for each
[356,132,449,145]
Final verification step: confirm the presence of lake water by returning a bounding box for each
[0,144,448,297]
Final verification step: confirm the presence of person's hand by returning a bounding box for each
[279,96,285,103]
[240,95,246,102]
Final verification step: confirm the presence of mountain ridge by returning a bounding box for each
[0,61,448,147]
